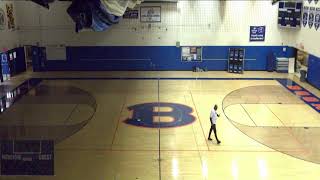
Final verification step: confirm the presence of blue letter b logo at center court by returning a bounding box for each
[124,102,195,128]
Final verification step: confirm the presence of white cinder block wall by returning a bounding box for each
[14,1,295,47]
[292,0,320,57]
[0,1,19,51]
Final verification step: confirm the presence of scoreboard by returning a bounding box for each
[278,1,303,28]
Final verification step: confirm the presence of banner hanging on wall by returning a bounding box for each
[315,8,320,30]
[303,6,309,27]
[123,9,139,19]
[140,6,161,22]
[0,8,5,30]
[309,7,315,29]
[249,26,265,42]
[5,3,14,30]
[315,0,319,4]
[308,0,312,3]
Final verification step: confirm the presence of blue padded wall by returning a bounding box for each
[307,54,320,89]
[43,46,295,71]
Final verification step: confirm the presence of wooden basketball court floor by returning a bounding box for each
[1,71,320,180]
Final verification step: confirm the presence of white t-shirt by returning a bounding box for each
[210,107,218,124]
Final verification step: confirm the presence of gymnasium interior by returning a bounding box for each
[0,0,320,179]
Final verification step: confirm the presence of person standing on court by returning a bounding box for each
[208,104,221,144]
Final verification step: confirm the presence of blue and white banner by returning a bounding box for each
[303,6,309,27]
[0,8,5,30]
[315,8,320,30]
[1,53,10,76]
[1,140,54,175]
[309,7,315,28]
[249,26,265,42]
[123,10,139,19]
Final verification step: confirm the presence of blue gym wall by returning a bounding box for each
[44,46,295,71]
[307,54,320,89]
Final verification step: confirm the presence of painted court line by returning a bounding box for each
[63,104,79,125]
[185,94,208,174]
[111,95,127,149]
[157,79,162,180]
[264,104,310,155]
[55,148,308,153]
[186,94,202,150]
[189,91,210,151]
[240,104,257,126]
[39,77,280,81]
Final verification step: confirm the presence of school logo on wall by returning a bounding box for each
[124,102,196,128]
[140,6,161,23]
[303,6,309,27]
[5,3,15,30]
[316,8,320,30]
[0,8,5,30]
[309,7,315,28]
[249,26,265,42]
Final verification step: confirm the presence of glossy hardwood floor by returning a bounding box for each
[0,71,319,180]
